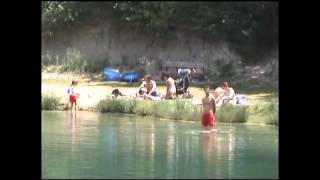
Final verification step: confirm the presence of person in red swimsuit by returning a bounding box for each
[201,86,217,132]
[68,80,79,111]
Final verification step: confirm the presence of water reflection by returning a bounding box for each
[69,112,76,147]
[209,125,236,179]
[165,122,176,178]
[42,112,278,179]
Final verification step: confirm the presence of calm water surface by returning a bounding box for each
[42,111,278,179]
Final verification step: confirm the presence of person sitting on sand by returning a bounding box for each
[218,81,236,105]
[212,86,224,106]
[67,80,80,111]
[202,86,217,133]
[137,74,159,99]
[162,72,176,99]
[111,89,124,98]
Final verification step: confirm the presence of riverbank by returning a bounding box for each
[42,72,278,125]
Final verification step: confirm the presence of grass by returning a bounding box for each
[42,94,61,110]
[97,98,201,121]
[133,100,155,116]
[216,104,249,123]
[96,98,138,113]
[248,102,278,125]
[95,98,278,125]
[42,72,278,125]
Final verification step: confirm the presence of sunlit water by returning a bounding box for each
[42,111,278,179]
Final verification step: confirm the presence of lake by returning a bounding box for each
[42,111,278,179]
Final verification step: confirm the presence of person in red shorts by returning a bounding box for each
[201,86,217,133]
[67,80,80,112]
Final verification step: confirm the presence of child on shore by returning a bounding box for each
[68,80,80,111]
[202,86,217,133]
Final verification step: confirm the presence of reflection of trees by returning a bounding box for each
[134,119,155,177]
[165,122,176,178]
[98,116,119,178]
[213,126,236,178]
[107,116,157,178]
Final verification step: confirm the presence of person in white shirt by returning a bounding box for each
[221,81,236,105]
[67,80,80,111]
[214,81,237,106]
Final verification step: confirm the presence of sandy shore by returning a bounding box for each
[42,72,277,111]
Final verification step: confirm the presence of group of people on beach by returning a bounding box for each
[136,73,176,100]
[66,69,236,133]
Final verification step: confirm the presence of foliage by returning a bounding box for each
[42,94,60,110]
[42,2,278,64]
[97,98,137,113]
[42,48,111,73]
[216,104,249,123]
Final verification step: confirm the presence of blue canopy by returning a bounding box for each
[104,68,122,81]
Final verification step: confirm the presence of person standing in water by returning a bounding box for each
[202,86,217,133]
[68,80,80,111]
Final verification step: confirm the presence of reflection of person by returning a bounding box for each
[67,80,80,111]
[69,112,77,150]
[202,86,217,133]
[162,72,176,99]
[202,133,217,160]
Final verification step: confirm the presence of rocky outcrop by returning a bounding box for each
[42,18,278,88]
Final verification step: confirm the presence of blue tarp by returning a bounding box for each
[121,71,140,82]
[104,68,122,81]
[104,68,140,82]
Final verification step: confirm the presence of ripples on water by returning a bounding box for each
[42,111,278,179]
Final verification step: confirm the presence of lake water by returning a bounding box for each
[42,111,278,179]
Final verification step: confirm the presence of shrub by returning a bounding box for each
[97,98,137,113]
[216,104,249,123]
[42,94,60,110]
[265,102,278,125]
[133,100,154,116]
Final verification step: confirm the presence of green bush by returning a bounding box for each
[133,100,154,116]
[265,102,278,125]
[184,105,202,122]
[42,94,60,110]
[61,48,87,73]
[248,102,278,125]
[95,98,255,124]
[152,99,201,121]
[97,98,137,113]
[153,100,175,119]
[216,104,249,123]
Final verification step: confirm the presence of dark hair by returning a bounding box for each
[145,74,152,81]
[223,81,229,87]
[71,80,78,86]
[138,89,145,95]
[162,72,170,78]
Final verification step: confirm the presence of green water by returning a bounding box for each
[42,111,278,179]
